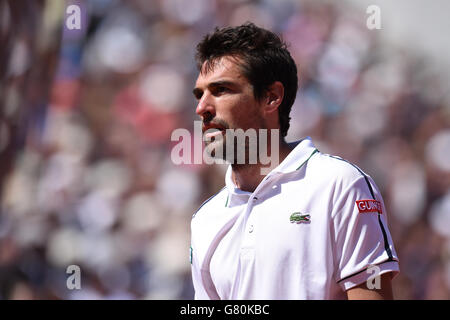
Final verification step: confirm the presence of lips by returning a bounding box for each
[202,122,226,133]
[202,123,226,140]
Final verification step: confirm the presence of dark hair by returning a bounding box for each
[195,22,298,137]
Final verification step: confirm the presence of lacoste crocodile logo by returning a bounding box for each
[290,212,311,224]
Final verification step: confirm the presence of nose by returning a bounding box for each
[196,91,215,119]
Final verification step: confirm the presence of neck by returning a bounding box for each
[231,138,293,192]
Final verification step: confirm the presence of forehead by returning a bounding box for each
[195,56,248,88]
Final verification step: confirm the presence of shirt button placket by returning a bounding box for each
[240,196,258,262]
[245,196,258,238]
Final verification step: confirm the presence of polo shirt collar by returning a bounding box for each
[224,137,318,207]
[271,136,317,174]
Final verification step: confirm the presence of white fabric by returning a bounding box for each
[191,137,399,299]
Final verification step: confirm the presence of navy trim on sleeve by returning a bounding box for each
[327,155,394,261]
[337,258,398,284]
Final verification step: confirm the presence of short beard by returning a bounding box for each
[205,128,267,166]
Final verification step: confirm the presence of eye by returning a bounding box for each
[193,89,203,100]
[214,86,229,95]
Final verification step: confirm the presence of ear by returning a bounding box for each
[263,81,284,116]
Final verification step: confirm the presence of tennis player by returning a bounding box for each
[190,23,399,300]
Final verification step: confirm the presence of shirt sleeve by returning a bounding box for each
[331,174,400,291]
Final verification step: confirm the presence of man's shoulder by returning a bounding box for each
[304,152,381,214]
[308,151,372,185]
[192,186,228,219]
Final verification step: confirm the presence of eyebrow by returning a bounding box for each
[192,80,236,98]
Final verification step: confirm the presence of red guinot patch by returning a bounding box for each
[356,200,382,214]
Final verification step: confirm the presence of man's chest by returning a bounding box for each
[204,189,334,298]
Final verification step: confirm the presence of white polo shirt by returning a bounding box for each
[190,137,399,299]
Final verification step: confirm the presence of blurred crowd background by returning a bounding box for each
[1,0,449,299]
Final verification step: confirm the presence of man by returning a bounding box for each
[190,23,399,300]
